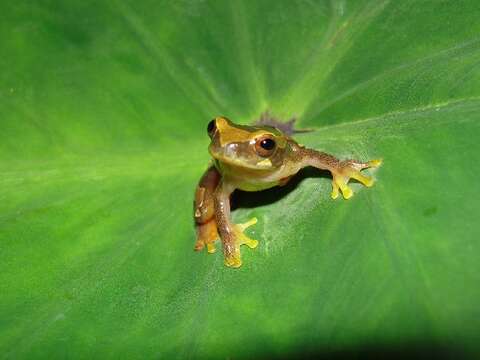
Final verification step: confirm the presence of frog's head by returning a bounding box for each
[207,116,290,170]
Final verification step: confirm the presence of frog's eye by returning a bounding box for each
[255,135,276,157]
[207,119,216,138]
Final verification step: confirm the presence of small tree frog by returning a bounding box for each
[193,116,381,268]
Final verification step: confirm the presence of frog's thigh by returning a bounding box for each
[194,166,220,223]
[194,166,221,253]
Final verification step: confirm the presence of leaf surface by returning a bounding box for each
[1,1,480,358]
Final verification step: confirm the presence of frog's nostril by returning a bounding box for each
[207,119,216,137]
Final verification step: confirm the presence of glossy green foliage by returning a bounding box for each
[1,1,480,358]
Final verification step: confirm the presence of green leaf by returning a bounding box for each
[1,0,480,358]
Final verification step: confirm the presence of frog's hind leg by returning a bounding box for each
[194,165,221,253]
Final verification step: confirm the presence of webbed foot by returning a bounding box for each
[224,217,258,268]
[331,159,382,200]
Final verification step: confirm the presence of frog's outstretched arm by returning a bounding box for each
[214,181,258,268]
[194,165,221,253]
[295,147,382,199]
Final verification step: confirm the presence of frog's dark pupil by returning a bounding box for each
[207,119,216,135]
[260,138,275,150]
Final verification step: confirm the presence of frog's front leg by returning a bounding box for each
[300,148,382,199]
[214,181,258,268]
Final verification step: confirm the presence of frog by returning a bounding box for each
[193,116,381,268]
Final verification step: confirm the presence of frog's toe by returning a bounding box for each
[331,175,353,200]
[224,254,242,268]
[340,184,354,199]
[331,181,340,199]
[233,217,259,249]
[350,172,374,187]
[368,159,382,168]
[235,217,258,231]
[194,220,218,254]
[206,243,216,253]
